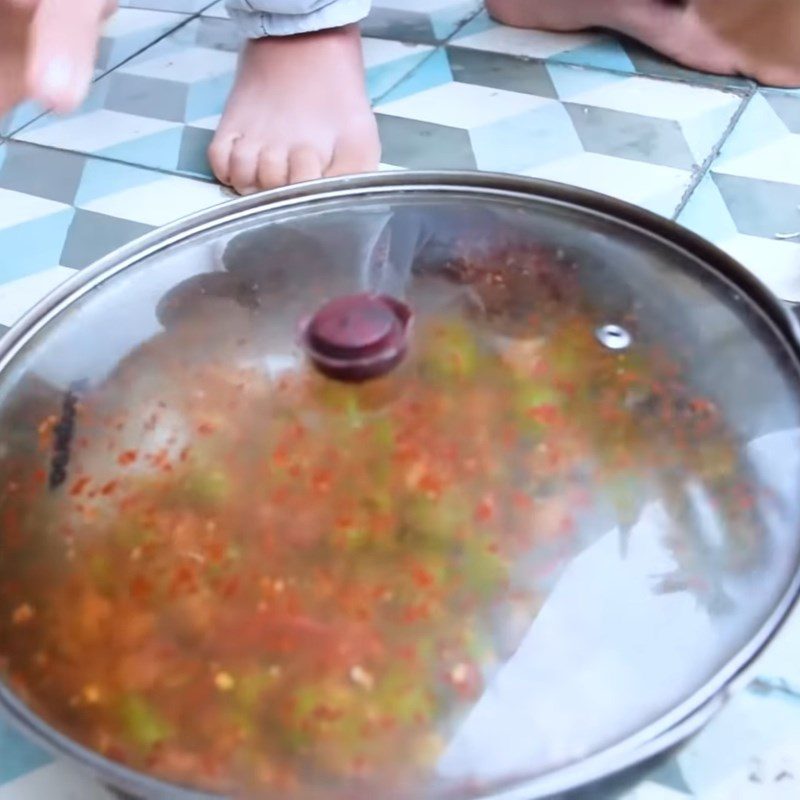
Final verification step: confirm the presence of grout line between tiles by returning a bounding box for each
[5,139,224,187]
[7,2,219,140]
[445,5,485,41]
[372,46,445,106]
[670,84,758,221]
[371,6,484,107]
[749,677,800,703]
[588,30,759,93]
[446,37,757,94]
[378,27,754,117]
[3,3,763,196]
[562,59,756,93]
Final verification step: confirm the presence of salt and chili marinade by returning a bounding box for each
[0,241,759,799]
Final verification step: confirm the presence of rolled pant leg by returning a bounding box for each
[225,0,371,37]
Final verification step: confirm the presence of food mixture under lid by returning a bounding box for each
[1,185,800,799]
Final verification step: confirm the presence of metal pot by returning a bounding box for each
[0,172,799,800]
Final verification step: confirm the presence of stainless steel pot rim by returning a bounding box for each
[1,170,798,800]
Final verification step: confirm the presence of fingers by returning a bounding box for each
[26,0,108,113]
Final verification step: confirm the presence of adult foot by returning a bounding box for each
[208,25,380,195]
[485,0,800,87]
[693,0,800,87]
[0,0,115,121]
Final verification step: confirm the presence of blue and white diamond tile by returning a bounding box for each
[200,0,231,18]
[451,11,753,89]
[0,719,50,788]
[363,0,482,44]
[1,7,194,138]
[0,140,227,326]
[678,88,800,302]
[375,55,745,216]
[11,15,434,179]
[97,6,194,71]
[366,38,439,101]
[451,12,609,66]
[673,685,800,800]
[0,752,115,800]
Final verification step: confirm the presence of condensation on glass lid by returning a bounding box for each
[0,183,799,800]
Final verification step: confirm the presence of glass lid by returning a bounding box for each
[1,175,800,800]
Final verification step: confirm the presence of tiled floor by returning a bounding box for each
[1,2,800,799]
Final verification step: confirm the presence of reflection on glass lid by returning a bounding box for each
[0,189,799,800]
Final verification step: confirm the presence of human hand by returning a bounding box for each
[2,0,116,113]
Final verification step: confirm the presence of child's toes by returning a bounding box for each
[325,133,380,179]
[207,132,240,187]
[288,146,325,185]
[256,146,290,191]
[228,139,263,195]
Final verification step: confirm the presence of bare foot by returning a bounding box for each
[208,25,380,195]
[694,0,800,87]
[486,0,800,88]
[0,0,115,120]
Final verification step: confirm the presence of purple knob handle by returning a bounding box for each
[301,294,412,382]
